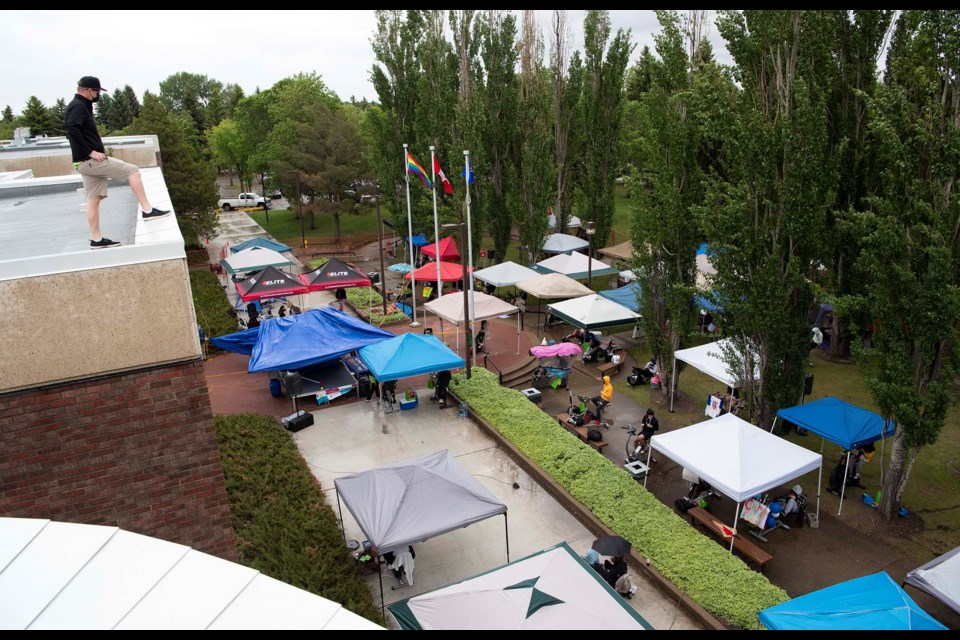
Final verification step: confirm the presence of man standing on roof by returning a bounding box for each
[65,76,170,249]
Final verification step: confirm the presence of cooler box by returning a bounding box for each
[399,391,418,410]
[521,388,542,405]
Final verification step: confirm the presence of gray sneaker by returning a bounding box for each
[90,237,121,249]
[142,207,171,221]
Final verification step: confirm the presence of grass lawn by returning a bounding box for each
[617,338,960,564]
[248,205,395,250]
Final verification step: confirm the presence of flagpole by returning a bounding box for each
[404,144,420,327]
[464,150,476,363]
[430,146,442,304]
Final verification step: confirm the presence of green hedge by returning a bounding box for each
[214,414,381,624]
[450,368,787,629]
[347,287,408,324]
[190,269,240,344]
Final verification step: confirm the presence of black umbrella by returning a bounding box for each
[592,535,631,557]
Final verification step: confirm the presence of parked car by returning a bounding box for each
[219,193,269,211]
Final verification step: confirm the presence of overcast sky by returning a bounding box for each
[1,10,732,115]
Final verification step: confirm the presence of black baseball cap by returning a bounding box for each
[78,76,107,92]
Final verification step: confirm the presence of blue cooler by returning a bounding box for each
[269,378,282,398]
[399,391,418,410]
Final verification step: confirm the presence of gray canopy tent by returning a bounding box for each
[334,450,509,614]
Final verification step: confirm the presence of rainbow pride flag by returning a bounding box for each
[407,153,432,189]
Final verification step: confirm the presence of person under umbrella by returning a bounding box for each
[592,534,631,557]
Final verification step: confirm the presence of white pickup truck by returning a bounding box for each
[219,193,269,211]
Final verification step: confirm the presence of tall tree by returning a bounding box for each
[850,10,960,521]
[705,10,835,427]
[550,10,584,231]
[208,118,254,192]
[159,72,223,141]
[476,10,519,263]
[577,10,633,248]
[128,93,219,244]
[625,46,656,101]
[369,10,428,230]
[108,87,134,131]
[627,10,711,400]
[2,106,13,123]
[513,10,554,266]
[20,96,53,136]
[122,85,141,121]
[46,98,67,136]
[94,92,113,129]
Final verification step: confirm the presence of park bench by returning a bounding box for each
[685,506,773,571]
[597,348,627,377]
[556,413,609,452]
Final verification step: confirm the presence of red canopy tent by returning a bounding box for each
[235,265,310,302]
[403,261,474,282]
[420,236,461,261]
[299,257,372,292]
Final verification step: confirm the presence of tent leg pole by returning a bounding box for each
[839,452,851,515]
[516,314,520,355]
[336,489,346,542]
[643,446,653,489]
[770,416,778,434]
[379,562,385,618]
[730,502,742,552]
[669,355,677,412]
[816,463,822,523]
[504,513,510,563]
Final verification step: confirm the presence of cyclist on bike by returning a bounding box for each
[591,375,613,420]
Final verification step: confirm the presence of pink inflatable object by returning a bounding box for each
[529,342,582,358]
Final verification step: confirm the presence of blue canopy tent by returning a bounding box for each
[209,325,261,355]
[229,237,291,254]
[359,333,465,382]
[600,282,641,313]
[406,234,430,247]
[248,307,393,373]
[757,572,947,630]
[773,396,895,516]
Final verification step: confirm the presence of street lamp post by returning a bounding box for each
[443,222,471,379]
[295,172,305,250]
[585,221,596,289]
[373,195,388,318]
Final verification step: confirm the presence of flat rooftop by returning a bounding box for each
[0,168,183,281]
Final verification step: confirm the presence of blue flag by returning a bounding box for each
[461,167,475,185]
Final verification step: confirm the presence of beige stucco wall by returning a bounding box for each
[0,136,159,178]
[2,258,200,391]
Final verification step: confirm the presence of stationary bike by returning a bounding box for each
[566,389,612,429]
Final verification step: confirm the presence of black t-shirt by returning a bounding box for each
[641,414,659,438]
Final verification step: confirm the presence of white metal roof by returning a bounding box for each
[0,517,381,630]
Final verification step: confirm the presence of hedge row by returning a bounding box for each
[214,414,381,624]
[347,286,408,324]
[450,368,787,629]
[190,269,241,344]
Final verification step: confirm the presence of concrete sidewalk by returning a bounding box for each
[293,395,705,630]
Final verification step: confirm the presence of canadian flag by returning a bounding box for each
[434,156,453,196]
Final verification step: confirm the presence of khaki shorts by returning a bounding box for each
[76,156,139,201]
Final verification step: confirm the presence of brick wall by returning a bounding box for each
[0,361,236,560]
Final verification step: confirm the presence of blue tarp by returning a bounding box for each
[359,333,465,382]
[209,325,261,355]
[696,243,715,257]
[758,572,947,630]
[776,396,895,450]
[407,234,430,247]
[230,237,291,254]
[248,308,393,373]
[600,282,641,313]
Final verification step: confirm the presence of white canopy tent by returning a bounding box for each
[644,413,823,551]
[387,542,650,630]
[904,546,960,615]
[516,273,595,334]
[533,252,619,281]
[334,450,509,614]
[473,261,540,288]
[219,246,293,275]
[541,233,589,254]
[425,291,521,354]
[598,240,633,261]
[670,338,760,412]
[546,294,640,331]
[547,213,582,230]
[0,517,380,630]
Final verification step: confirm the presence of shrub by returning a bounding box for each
[214,414,381,624]
[450,368,787,629]
[347,287,408,324]
[190,269,239,345]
